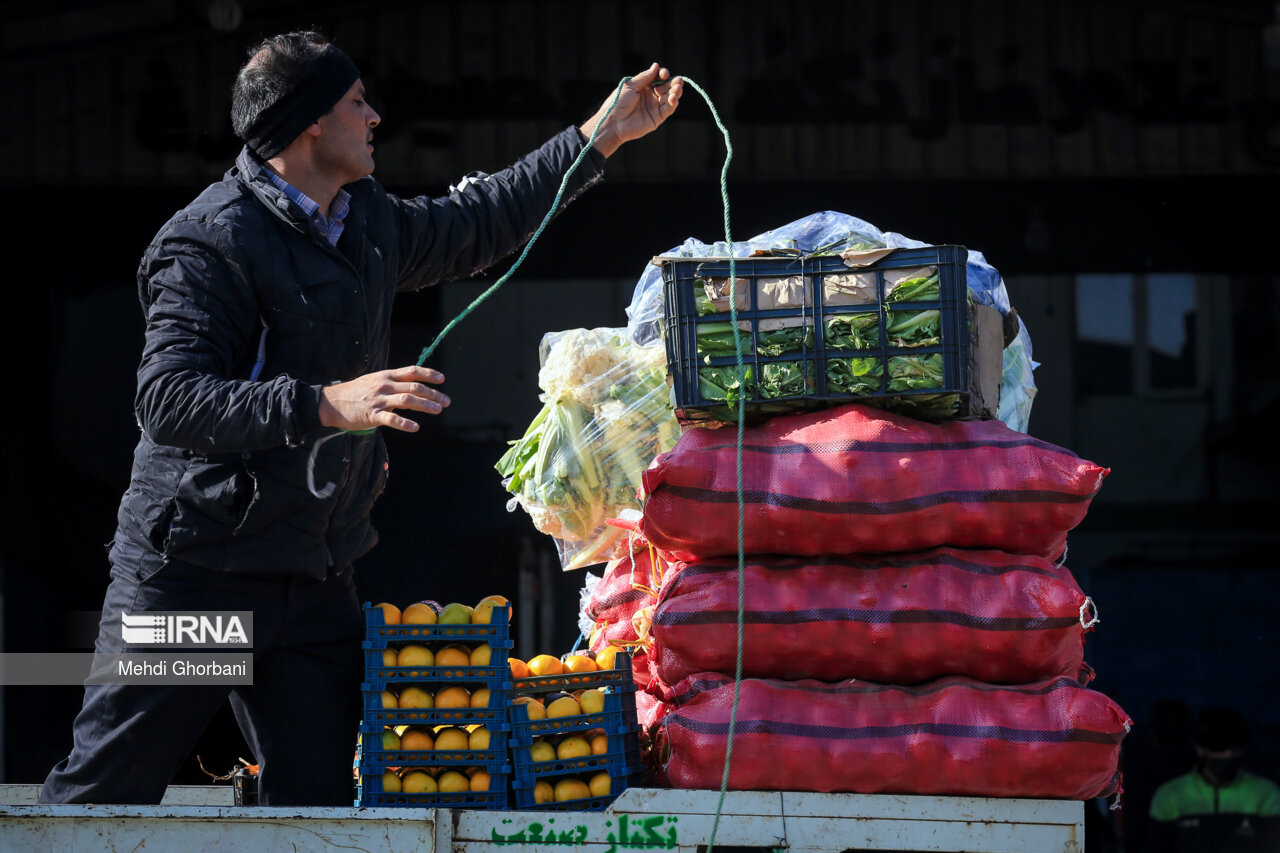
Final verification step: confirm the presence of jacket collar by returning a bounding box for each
[232,145,373,232]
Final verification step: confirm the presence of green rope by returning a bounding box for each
[410,77,748,851]
[682,76,744,853]
[413,79,628,366]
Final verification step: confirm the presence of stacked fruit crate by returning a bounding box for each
[355,603,514,808]
[508,653,642,810]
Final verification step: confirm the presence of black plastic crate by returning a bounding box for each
[659,246,999,423]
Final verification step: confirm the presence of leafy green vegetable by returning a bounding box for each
[696,323,813,360]
[888,354,944,391]
[757,326,813,357]
[891,393,962,420]
[825,312,880,350]
[760,361,812,399]
[698,364,754,404]
[885,309,941,347]
[695,322,748,360]
[887,273,940,303]
[694,285,718,317]
[827,357,884,396]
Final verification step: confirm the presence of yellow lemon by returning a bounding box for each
[433,726,469,752]
[533,780,554,804]
[373,602,401,625]
[468,726,491,751]
[563,654,598,673]
[588,771,611,798]
[578,688,606,715]
[527,654,564,676]
[434,685,471,708]
[528,739,556,763]
[400,727,434,751]
[381,648,397,667]
[546,695,581,719]
[556,735,591,760]
[396,644,434,667]
[512,695,546,721]
[554,777,590,802]
[437,770,470,793]
[472,594,511,624]
[595,646,620,670]
[400,770,437,793]
[401,601,439,624]
[398,686,433,709]
[434,644,471,667]
[469,645,492,667]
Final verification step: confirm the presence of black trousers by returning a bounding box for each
[38,557,363,806]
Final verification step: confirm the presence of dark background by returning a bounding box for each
[2,2,1278,849]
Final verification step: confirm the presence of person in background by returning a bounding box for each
[1120,698,1196,852]
[38,29,681,806]
[1147,706,1280,852]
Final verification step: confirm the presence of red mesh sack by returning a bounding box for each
[583,542,668,641]
[650,548,1095,686]
[639,403,1108,562]
[657,673,1129,799]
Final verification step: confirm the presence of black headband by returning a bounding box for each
[240,45,361,160]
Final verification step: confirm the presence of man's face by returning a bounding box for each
[314,79,381,184]
[1196,745,1245,787]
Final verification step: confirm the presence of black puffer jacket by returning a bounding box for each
[111,127,605,579]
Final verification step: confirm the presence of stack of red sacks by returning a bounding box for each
[625,402,1130,801]
[581,535,667,730]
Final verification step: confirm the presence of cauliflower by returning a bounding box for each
[538,328,632,408]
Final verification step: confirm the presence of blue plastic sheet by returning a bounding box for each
[627,211,1037,432]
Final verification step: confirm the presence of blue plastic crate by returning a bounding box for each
[511,741,641,780]
[359,722,511,771]
[363,601,511,645]
[512,653,634,695]
[659,246,996,423]
[361,687,511,726]
[363,656,514,685]
[356,768,509,809]
[508,690,638,744]
[509,762,642,811]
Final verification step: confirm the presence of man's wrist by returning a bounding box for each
[298,383,326,434]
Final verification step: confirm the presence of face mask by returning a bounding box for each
[1199,755,1244,785]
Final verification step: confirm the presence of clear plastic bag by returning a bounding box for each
[496,328,681,570]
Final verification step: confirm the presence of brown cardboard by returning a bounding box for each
[969,302,1005,419]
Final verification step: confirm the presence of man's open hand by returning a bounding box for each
[318,366,450,433]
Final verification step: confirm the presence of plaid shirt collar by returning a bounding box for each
[266,170,351,247]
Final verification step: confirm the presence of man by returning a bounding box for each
[39,30,681,806]
[1147,706,1280,852]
